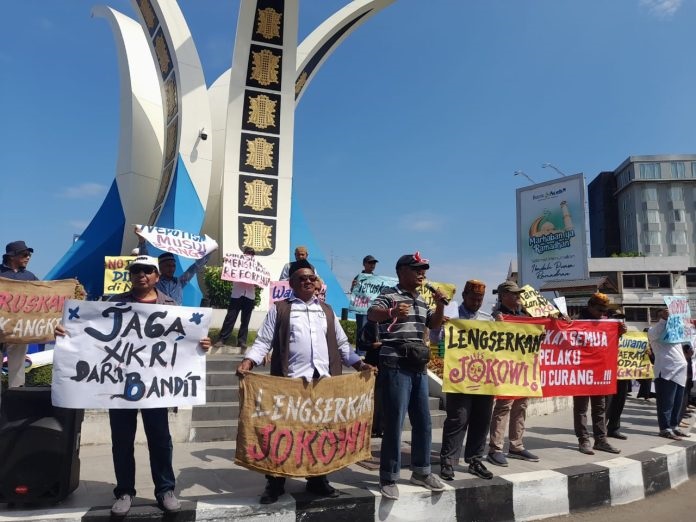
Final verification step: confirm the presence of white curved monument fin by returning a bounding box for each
[91,5,164,253]
[295,0,395,104]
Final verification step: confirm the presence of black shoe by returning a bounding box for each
[306,478,339,498]
[468,460,493,480]
[439,463,455,481]
[260,481,285,504]
[608,431,628,440]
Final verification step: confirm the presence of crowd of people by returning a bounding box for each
[2,241,695,514]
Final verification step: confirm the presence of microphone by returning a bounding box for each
[425,283,449,305]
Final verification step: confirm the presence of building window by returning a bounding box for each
[646,210,660,223]
[671,162,686,179]
[649,307,664,323]
[639,163,661,179]
[672,209,685,222]
[671,186,683,200]
[624,307,648,322]
[691,162,696,178]
[642,187,658,201]
[647,273,671,289]
[671,231,687,245]
[686,272,696,287]
[623,273,646,288]
[642,231,661,245]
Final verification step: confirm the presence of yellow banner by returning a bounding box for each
[0,279,79,343]
[443,319,545,396]
[103,256,136,295]
[235,371,375,477]
[418,281,456,309]
[617,331,653,380]
[519,285,559,317]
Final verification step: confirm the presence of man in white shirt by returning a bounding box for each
[648,307,690,440]
[236,259,374,504]
[215,248,257,350]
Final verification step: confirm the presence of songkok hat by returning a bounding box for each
[463,280,486,296]
[289,259,314,277]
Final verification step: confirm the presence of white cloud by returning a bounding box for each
[398,213,444,232]
[640,0,683,17]
[60,183,107,199]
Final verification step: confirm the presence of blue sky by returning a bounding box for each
[1,0,694,308]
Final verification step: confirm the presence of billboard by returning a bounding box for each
[516,173,589,287]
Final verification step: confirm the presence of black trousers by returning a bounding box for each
[219,296,255,346]
[607,380,631,433]
[440,393,494,464]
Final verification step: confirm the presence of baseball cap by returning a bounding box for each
[363,255,378,264]
[494,280,523,295]
[129,255,159,271]
[395,252,430,270]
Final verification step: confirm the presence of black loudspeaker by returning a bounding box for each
[0,387,83,504]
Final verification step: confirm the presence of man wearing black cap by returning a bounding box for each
[215,247,258,350]
[487,280,540,467]
[1,240,38,390]
[236,259,374,504]
[368,252,446,500]
[351,255,379,332]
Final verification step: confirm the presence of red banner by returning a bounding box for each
[504,317,619,397]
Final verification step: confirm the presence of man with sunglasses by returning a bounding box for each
[368,252,447,500]
[1,240,38,392]
[56,255,212,516]
[236,259,374,504]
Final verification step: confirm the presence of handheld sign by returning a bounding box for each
[103,256,135,295]
[135,225,218,260]
[221,253,271,288]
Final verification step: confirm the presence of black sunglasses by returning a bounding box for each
[129,265,157,275]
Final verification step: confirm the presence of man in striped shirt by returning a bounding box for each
[368,252,446,500]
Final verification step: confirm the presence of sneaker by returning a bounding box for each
[593,440,621,454]
[111,494,132,516]
[487,451,508,467]
[659,429,682,441]
[157,491,180,512]
[410,472,445,492]
[380,480,399,500]
[608,431,628,440]
[468,460,493,480]
[439,463,454,481]
[673,428,691,438]
[507,449,539,462]
[578,440,595,455]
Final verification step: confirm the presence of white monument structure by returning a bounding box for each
[47,0,394,310]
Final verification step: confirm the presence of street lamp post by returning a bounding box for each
[541,163,567,177]
[514,170,536,184]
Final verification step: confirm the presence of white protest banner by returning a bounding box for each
[52,299,212,409]
[135,225,218,260]
[663,295,696,343]
[221,253,271,287]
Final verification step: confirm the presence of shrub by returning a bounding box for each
[340,319,356,346]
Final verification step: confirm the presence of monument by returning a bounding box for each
[46,0,395,311]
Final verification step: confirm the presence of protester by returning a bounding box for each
[278,245,315,280]
[606,310,630,440]
[351,255,379,332]
[367,252,446,501]
[136,229,214,305]
[573,292,623,454]
[236,259,374,504]
[56,255,211,516]
[487,280,539,467]
[214,247,257,350]
[439,280,494,481]
[648,307,690,440]
[0,240,38,391]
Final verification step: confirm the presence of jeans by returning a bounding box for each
[379,362,432,481]
[109,408,175,498]
[219,296,255,346]
[440,393,493,464]
[654,377,684,431]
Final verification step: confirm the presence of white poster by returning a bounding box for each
[221,253,271,287]
[52,299,211,409]
[516,173,589,287]
[135,224,218,260]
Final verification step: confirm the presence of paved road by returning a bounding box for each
[545,478,696,521]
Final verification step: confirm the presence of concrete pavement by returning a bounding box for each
[0,396,694,521]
